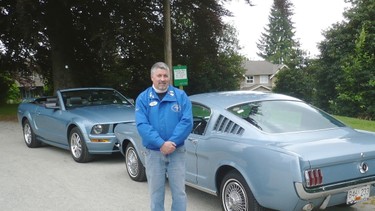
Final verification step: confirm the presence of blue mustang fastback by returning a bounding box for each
[114,90,375,211]
[17,87,135,163]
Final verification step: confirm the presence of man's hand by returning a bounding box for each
[160,141,176,155]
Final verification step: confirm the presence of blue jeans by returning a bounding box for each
[145,146,186,211]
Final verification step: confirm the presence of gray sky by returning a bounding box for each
[224,0,350,60]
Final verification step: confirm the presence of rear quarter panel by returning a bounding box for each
[195,134,303,210]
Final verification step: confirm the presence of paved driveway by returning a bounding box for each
[1,121,374,211]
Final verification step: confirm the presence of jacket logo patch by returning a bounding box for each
[149,101,158,106]
[172,104,180,112]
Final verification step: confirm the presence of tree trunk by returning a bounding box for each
[45,0,76,93]
[50,50,76,92]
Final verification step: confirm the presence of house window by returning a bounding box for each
[260,75,269,84]
[246,75,254,84]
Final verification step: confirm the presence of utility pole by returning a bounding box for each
[163,0,173,83]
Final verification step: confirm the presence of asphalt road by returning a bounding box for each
[1,121,375,211]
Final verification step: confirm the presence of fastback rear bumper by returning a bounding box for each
[295,175,375,200]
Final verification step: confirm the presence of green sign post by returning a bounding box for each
[173,65,188,89]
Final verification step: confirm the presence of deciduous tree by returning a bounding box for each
[316,0,375,119]
[0,0,250,98]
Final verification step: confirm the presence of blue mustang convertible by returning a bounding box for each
[114,90,375,211]
[17,87,135,163]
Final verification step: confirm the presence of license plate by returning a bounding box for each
[346,185,370,204]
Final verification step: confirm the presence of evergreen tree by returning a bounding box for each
[256,0,301,66]
[257,0,311,101]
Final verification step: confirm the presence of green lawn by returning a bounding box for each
[1,104,374,132]
[334,115,375,132]
[0,104,18,121]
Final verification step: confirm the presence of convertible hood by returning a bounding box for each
[70,105,135,123]
[276,128,375,167]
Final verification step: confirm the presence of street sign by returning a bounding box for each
[173,65,188,87]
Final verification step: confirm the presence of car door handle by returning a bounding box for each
[188,138,198,144]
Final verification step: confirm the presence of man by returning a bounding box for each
[135,62,193,211]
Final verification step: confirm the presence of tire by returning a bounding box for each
[69,127,93,163]
[220,170,270,211]
[337,203,355,207]
[125,142,146,182]
[23,119,41,148]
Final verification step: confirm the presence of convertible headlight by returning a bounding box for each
[91,124,109,134]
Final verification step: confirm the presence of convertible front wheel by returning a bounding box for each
[220,170,270,211]
[125,142,146,182]
[69,127,93,163]
[22,119,41,148]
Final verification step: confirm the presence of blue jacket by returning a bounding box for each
[135,85,193,150]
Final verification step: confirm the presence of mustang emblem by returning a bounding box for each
[359,162,369,174]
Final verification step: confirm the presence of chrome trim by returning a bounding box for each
[319,195,330,209]
[185,182,217,196]
[295,176,375,200]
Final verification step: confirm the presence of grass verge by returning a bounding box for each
[0,104,18,122]
[335,115,375,132]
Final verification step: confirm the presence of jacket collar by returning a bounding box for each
[148,85,176,102]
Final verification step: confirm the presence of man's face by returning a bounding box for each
[151,68,170,92]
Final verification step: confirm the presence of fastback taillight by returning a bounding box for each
[304,169,323,187]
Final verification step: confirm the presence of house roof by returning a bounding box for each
[242,60,286,76]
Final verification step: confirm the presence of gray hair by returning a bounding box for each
[151,62,170,76]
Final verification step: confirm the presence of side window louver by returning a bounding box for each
[213,115,244,135]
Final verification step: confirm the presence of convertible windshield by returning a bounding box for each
[62,89,132,108]
[228,100,346,133]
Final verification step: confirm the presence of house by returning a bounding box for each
[240,60,288,92]
[15,72,44,99]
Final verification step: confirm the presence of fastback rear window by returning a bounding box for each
[228,100,345,133]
